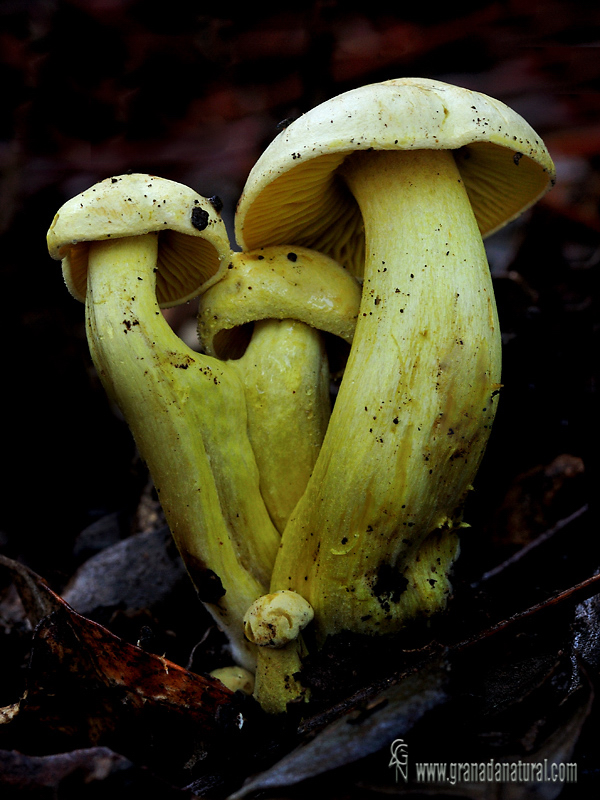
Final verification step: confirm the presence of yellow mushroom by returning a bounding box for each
[235,78,555,709]
[47,174,280,669]
[198,245,361,532]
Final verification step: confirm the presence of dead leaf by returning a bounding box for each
[0,746,193,798]
[0,554,257,785]
[229,660,449,799]
[0,554,64,627]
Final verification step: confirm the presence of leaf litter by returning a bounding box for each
[1,499,597,798]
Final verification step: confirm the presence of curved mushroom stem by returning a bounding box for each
[85,233,280,669]
[272,149,502,642]
[232,319,330,532]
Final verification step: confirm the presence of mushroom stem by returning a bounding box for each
[252,642,307,714]
[233,318,330,533]
[272,148,502,641]
[85,233,280,669]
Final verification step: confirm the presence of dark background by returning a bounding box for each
[0,0,596,599]
[0,2,598,797]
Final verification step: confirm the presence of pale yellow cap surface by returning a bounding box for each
[236,77,556,279]
[47,173,231,307]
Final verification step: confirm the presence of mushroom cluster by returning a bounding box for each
[48,78,555,714]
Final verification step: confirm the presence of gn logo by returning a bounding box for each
[389,738,409,782]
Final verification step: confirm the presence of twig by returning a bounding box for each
[472,503,589,586]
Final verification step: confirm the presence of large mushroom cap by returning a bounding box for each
[47,173,231,307]
[236,77,556,280]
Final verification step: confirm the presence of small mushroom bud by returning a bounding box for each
[244,590,314,648]
[243,590,314,714]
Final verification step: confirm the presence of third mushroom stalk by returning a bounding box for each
[48,78,556,716]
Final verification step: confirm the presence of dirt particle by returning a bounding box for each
[209,195,223,213]
[371,563,409,610]
[276,117,296,131]
[191,207,209,231]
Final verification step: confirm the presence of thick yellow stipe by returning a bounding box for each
[274,149,501,636]
[86,234,280,669]
[233,319,330,533]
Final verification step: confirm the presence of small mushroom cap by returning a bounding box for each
[47,174,231,307]
[243,590,314,648]
[198,246,361,359]
[236,77,556,279]
[209,666,255,695]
